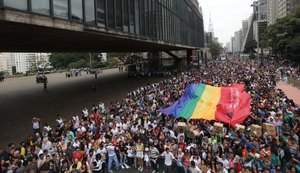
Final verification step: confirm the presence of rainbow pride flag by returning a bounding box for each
[159,83,251,126]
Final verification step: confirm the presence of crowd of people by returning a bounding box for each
[0,58,300,173]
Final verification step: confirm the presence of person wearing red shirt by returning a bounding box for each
[178,137,186,151]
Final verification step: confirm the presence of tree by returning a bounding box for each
[68,59,87,69]
[208,42,222,59]
[49,53,105,69]
[262,6,300,61]
[243,40,257,54]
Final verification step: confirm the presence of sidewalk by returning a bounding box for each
[277,81,300,105]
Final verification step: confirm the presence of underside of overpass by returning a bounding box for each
[0,10,199,53]
[0,20,196,53]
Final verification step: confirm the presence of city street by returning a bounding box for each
[0,69,165,148]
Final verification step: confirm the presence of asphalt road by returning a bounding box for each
[0,69,165,149]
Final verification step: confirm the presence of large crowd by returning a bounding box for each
[0,58,300,173]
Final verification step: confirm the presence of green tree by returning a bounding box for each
[49,53,105,69]
[262,6,300,61]
[68,59,87,69]
[243,40,257,54]
[208,42,222,59]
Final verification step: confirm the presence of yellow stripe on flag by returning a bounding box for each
[190,85,214,119]
[190,85,221,120]
[200,87,221,120]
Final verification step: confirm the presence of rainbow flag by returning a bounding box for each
[159,83,251,126]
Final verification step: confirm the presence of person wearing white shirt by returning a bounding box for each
[189,161,202,173]
[161,148,175,173]
[107,143,120,173]
[131,124,138,133]
[82,107,89,118]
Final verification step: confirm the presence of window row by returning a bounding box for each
[1,0,203,47]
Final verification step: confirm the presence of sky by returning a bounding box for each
[199,0,254,46]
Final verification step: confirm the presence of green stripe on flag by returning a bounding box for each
[178,84,206,119]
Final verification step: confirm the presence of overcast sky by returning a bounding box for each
[199,0,254,46]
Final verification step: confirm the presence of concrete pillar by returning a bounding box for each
[186,49,193,67]
[148,52,160,72]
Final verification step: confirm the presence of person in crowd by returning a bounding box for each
[1,58,300,173]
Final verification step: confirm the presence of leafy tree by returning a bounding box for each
[68,59,87,69]
[243,40,257,54]
[262,6,300,61]
[49,53,105,69]
[0,71,5,76]
[208,42,222,58]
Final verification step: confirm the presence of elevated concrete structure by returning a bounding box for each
[0,0,204,52]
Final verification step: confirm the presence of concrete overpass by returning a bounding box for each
[0,0,204,52]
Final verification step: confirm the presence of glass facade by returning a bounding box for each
[116,0,122,30]
[123,0,129,32]
[96,0,106,27]
[1,0,204,47]
[85,0,95,25]
[3,0,27,10]
[53,0,68,19]
[107,0,114,28]
[71,0,83,22]
[129,0,135,34]
[31,0,50,15]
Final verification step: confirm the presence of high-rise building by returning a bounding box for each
[233,30,243,54]
[11,53,36,74]
[0,53,14,75]
[259,0,268,20]
[204,32,213,46]
[0,54,7,72]
[278,0,289,18]
[268,0,299,25]
[242,20,249,46]
[1,53,51,74]
[267,0,279,25]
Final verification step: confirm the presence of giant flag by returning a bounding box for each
[159,83,251,126]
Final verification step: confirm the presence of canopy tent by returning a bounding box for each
[159,83,251,127]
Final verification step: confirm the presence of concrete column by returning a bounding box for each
[186,49,193,66]
[148,52,160,72]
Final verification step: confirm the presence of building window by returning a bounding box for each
[3,0,27,11]
[123,0,129,32]
[71,0,83,22]
[129,0,135,34]
[97,0,106,27]
[145,0,149,36]
[116,0,122,30]
[53,0,69,19]
[85,0,95,25]
[107,0,115,28]
[134,0,139,34]
[31,0,50,15]
[139,0,145,35]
